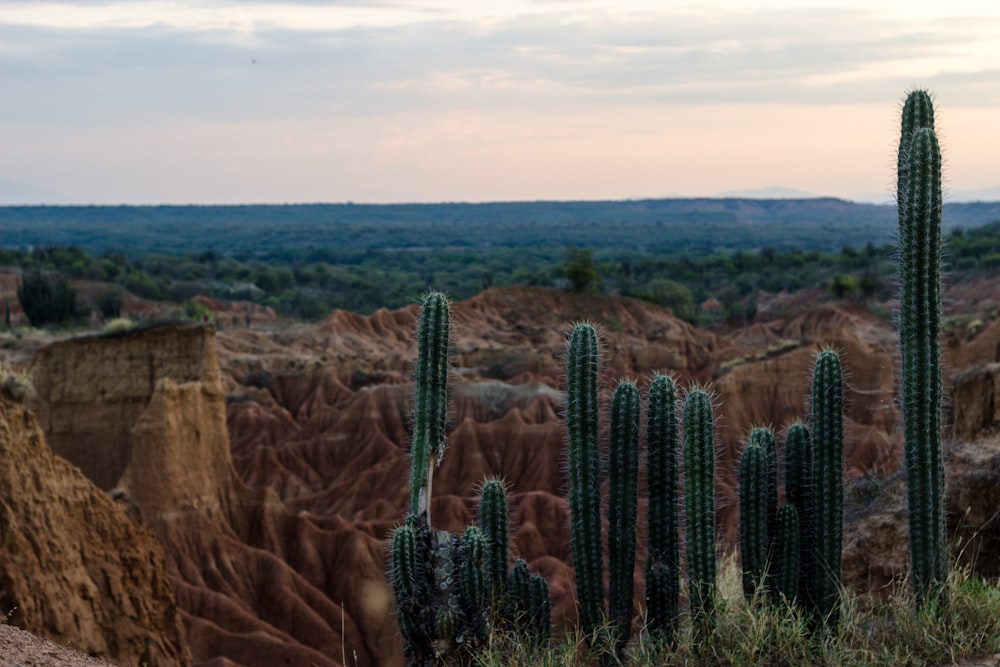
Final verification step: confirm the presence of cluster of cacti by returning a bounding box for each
[734,349,844,631]
[388,88,950,660]
[566,324,717,653]
[391,293,550,666]
[897,89,947,608]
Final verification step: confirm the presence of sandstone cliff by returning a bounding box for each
[0,398,190,666]
[29,325,399,667]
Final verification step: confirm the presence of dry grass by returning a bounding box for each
[473,558,1000,667]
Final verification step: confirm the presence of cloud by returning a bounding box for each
[2,3,998,202]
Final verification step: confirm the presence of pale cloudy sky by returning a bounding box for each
[1,0,998,204]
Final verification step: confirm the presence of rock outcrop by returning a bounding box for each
[0,398,191,666]
[29,325,400,667]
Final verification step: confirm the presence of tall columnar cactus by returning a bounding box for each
[899,104,947,606]
[608,380,640,655]
[565,323,605,641]
[644,374,680,641]
[739,442,769,601]
[683,388,717,632]
[811,349,844,626]
[479,478,509,603]
[775,503,801,603]
[409,292,450,519]
[784,422,815,606]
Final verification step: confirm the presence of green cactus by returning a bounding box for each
[775,503,801,603]
[899,116,948,607]
[460,526,487,616]
[409,291,450,519]
[747,427,778,549]
[390,292,542,665]
[479,478,509,603]
[739,442,769,601]
[644,374,680,641]
[529,572,552,646]
[683,387,717,632]
[811,349,844,626]
[608,379,640,655]
[566,322,605,641]
[784,422,815,607]
[505,560,551,646]
[897,89,935,213]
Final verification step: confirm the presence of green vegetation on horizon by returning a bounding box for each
[3,218,1000,323]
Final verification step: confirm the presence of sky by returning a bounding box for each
[1,0,999,205]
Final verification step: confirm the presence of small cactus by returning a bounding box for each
[775,504,801,603]
[739,442,769,601]
[479,478,509,603]
[784,422,815,606]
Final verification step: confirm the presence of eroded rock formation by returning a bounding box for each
[0,399,190,666]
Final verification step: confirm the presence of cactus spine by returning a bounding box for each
[644,374,680,641]
[683,388,717,632]
[608,380,640,655]
[566,323,605,642]
[784,422,814,606]
[898,90,947,607]
[775,503,801,602]
[739,442,769,600]
[811,349,843,626]
[409,292,450,519]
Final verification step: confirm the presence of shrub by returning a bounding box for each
[17,268,79,327]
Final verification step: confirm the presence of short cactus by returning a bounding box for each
[775,503,801,603]
[479,478,509,603]
[739,442,769,601]
[784,422,815,606]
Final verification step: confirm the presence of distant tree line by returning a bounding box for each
[2,219,998,325]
